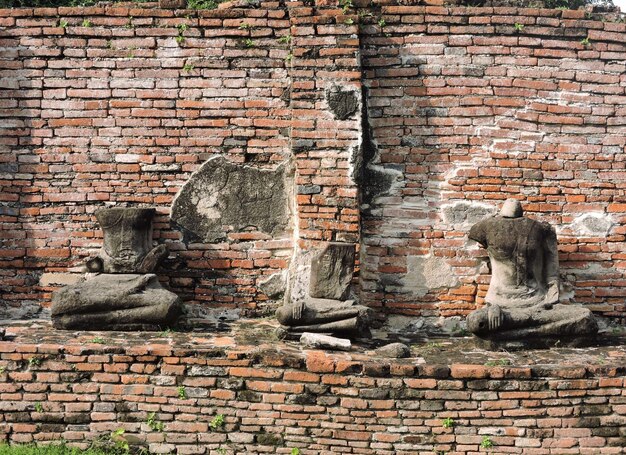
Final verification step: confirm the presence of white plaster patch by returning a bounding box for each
[571,212,613,236]
[403,255,459,297]
[196,192,220,220]
[440,201,496,226]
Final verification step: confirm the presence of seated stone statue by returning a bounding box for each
[52,208,181,331]
[276,243,372,337]
[466,199,597,344]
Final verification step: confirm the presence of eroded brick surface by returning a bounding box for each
[1,1,626,324]
[0,324,624,454]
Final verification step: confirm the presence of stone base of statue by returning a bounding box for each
[51,274,181,331]
[276,298,372,339]
[467,303,598,349]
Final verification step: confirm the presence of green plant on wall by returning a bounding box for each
[209,414,225,430]
[480,435,494,449]
[110,428,129,453]
[339,0,353,14]
[242,38,255,48]
[81,18,92,27]
[186,0,226,10]
[442,417,455,429]
[176,23,188,45]
[177,386,187,399]
[146,412,164,432]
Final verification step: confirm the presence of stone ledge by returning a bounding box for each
[2,320,624,380]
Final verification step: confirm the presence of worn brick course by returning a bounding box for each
[0,327,624,454]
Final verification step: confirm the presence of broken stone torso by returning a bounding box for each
[466,199,597,343]
[87,208,169,274]
[51,208,181,331]
[470,215,559,309]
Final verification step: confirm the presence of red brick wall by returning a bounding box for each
[1,2,626,321]
[358,5,626,321]
[0,334,624,453]
[0,3,293,314]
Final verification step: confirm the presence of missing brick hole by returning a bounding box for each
[244,153,269,163]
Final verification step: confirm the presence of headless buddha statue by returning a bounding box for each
[466,199,597,344]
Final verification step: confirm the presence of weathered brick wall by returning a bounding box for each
[0,3,293,315]
[1,1,626,321]
[357,5,626,320]
[0,334,624,454]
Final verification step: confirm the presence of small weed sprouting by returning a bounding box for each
[290,448,301,455]
[34,402,43,413]
[344,18,354,25]
[146,412,164,432]
[187,0,221,9]
[285,53,293,63]
[82,19,92,27]
[216,449,227,455]
[177,386,187,399]
[127,47,136,58]
[182,63,194,73]
[28,356,42,367]
[339,0,353,14]
[125,17,134,29]
[176,23,189,46]
[378,18,386,28]
[421,341,444,353]
[210,414,225,430]
[59,19,68,29]
[442,417,454,429]
[0,366,5,374]
[110,428,130,453]
[484,358,511,367]
[480,435,494,449]
[238,22,251,30]
[514,22,524,32]
[106,40,114,49]
[278,34,291,45]
[242,38,255,48]
[92,336,106,344]
[580,37,590,46]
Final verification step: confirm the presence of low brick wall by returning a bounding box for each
[0,326,624,454]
